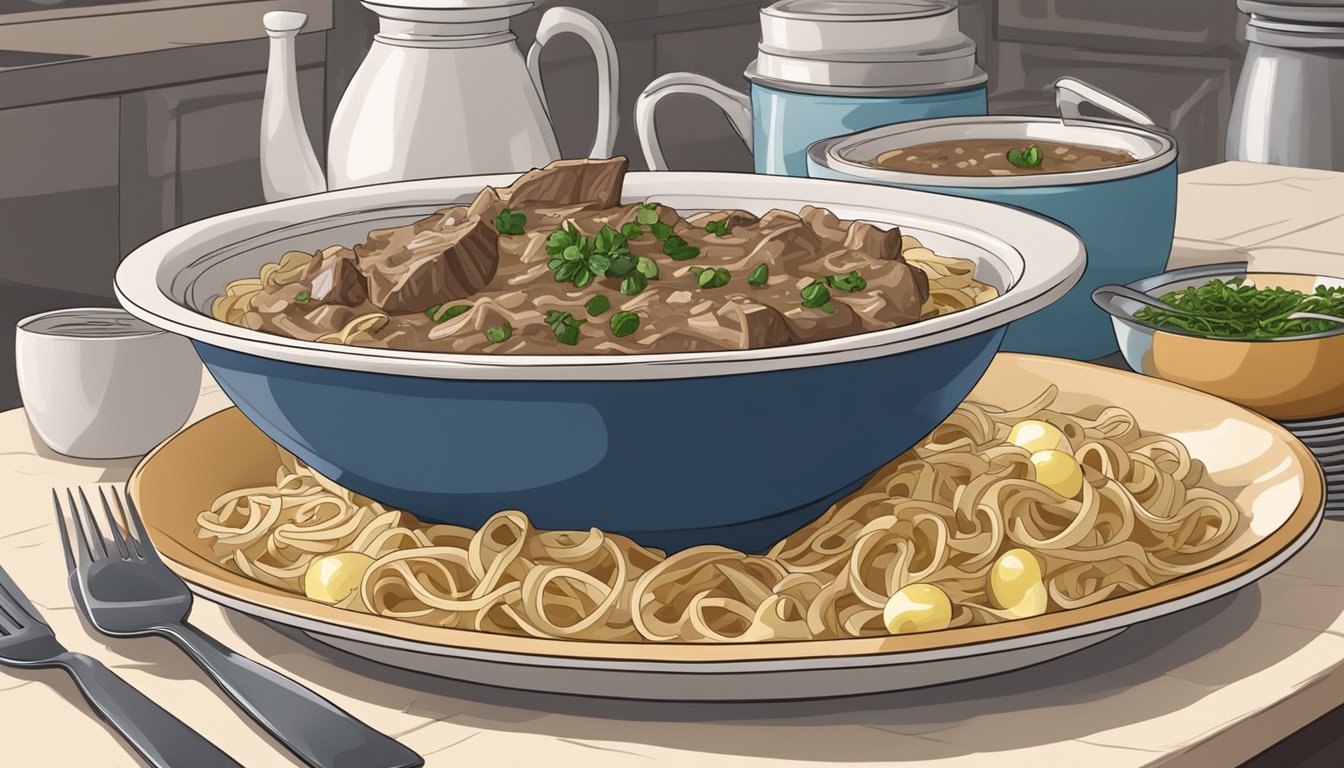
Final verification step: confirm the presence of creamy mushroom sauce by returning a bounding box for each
[877,138,1137,177]
[212,158,997,354]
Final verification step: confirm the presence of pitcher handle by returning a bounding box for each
[527,6,620,159]
[635,72,753,170]
[1055,77,1155,126]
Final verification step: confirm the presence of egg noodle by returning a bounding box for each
[196,387,1241,643]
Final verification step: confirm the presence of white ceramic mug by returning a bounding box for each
[16,308,201,459]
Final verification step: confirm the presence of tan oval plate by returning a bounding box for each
[129,354,1324,701]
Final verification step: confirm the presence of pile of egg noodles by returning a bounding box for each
[197,387,1241,642]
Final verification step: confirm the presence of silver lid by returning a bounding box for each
[1239,1,1344,24]
[752,0,982,90]
[1246,12,1344,47]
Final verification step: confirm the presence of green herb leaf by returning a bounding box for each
[545,310,586,346]
[426,303,472,323]
[1007,145,1043,169]
[492,208,527,236]
[704,219,729,237]
[546,224,579,256]
[692,267,730,289]
[801,282,831,309]
[747,263,769,287]
[610,311,640,337]
[587,253,612,276]
[821,302,836,315]
[562,244,586,262]
[554,261,581,283]
[485,323,513,343]
[621,273,648,296]
[621,221,645,240]
[650,221,676,241]
[594,225,623,254]
[585,295,611,316]
[636,204,660,226]
[826,270,867,293]
[663,235,700,261]
[295,290,310,303]
[573,266,595,289]
[606,254,638,277]
[636,257,659,280]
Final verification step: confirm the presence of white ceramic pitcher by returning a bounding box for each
[260,1,619,202]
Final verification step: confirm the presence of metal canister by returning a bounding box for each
[1227,1,1344,170]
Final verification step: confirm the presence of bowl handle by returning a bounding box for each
[1055,77,1156,126]
[1091,283,1177,321]
[636,72,752,170]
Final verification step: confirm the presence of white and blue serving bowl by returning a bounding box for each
[806,85,1178,361]
[114,172,1084,553]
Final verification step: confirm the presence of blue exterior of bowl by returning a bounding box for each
[807,160,1177,360]
[193,327,1004,554]
[751,84,988,177]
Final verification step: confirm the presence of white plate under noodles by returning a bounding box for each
[130,355,1323,700]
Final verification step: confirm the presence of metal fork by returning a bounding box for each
[55,486,424,768]
[0,564,240,767]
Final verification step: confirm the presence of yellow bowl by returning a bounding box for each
[1100,264,1344,421]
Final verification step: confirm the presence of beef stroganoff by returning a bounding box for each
[196,388,1242,643]
[211,158,997,354]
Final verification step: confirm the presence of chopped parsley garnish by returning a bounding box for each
[1134,278,1344,339]
[492,208,526,235]
[610,311,640,337]
[621,221,645,240]
[545,310,586,346]
[704,219,729,237]
[635,204,660,226]
[692,267,731,289]
[295,290,310,303]
[747,264,769,287]
[662,235,700,261]
[426,303,471,323]
[546,222,637,287]
[621,273,648,296]
[826,270,867,293]
[650,221,676,241]
[801,282,831,309]
[1006,145,1043,169]
[585,295,611,316]
[636,257,659,280]
[821,303,837,314]
[485,323,512,343]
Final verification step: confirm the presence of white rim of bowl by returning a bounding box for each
[809,115,1178,189]
[114,171,1085,382]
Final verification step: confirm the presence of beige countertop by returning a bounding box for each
[2,160,1344,766]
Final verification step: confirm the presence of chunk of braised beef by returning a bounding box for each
[843,221,904,261]
[304,247,367,305]
[504,156,628,210]
[355,215,499,313]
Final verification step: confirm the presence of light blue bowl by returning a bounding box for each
[807,115,1178,361]
[115,172,1084,553]
[750,83,988,176]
